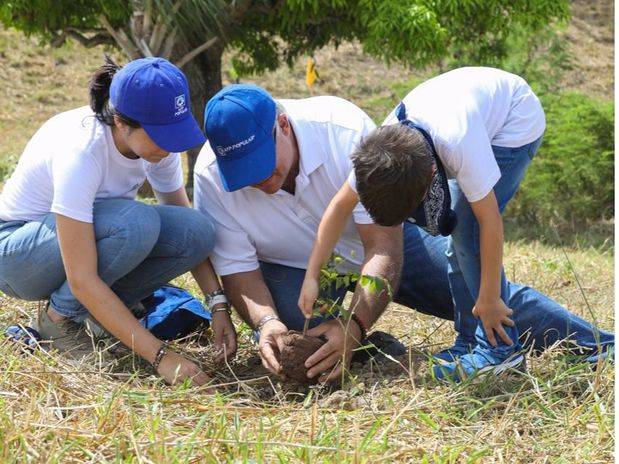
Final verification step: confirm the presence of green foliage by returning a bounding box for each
[228,0,570,77]
[439,0,570,65]
[0,155,17,182]
[509,92,614,225]
[315,254,392,321]
[495,23,572,94]
[0,0,559,79]
[0,1,130,37]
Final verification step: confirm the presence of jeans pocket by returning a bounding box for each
[527,136,544,160]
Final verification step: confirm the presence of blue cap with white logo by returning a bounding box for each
[204,84,276,192]
[110,57,206,153]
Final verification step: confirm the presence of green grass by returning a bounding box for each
[0,238,614,462]
[0,24,614,463]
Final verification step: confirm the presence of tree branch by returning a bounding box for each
[175,36,219,68]
[130,10,144,40]
[161,27,177,59]
[139,38,155,57]
[66,30,116,48]
[50,30,115,48]
[98,14,141,60]
[149,0,183,54]
[143,0,154,39]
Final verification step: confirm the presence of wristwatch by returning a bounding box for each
[205,289,231,315]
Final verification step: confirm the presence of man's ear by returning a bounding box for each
[112,114,124,130]
[277,113,291,136]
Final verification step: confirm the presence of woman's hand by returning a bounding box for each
[298,277,320,319]
[156,350,211,386]
[212,310,237,363]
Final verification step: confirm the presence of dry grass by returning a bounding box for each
[0,238,613,462]
[558,0,614,99]
[0,2,615,461]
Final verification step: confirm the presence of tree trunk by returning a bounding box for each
[180,42,225,199]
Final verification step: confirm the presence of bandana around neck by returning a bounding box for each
[395,102,457,237]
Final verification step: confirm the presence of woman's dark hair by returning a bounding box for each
[89,55,141,128]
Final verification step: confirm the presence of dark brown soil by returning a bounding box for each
[280,330,326,384]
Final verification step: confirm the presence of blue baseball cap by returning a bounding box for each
[204,84,276,192]
[110,57,206,153]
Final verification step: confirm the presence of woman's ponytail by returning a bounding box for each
[89,55,140,128]
[89,55,120,125]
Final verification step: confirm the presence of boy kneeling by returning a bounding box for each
[300,67,546,381]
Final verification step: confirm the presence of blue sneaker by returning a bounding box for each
[433,346,526,383]
[432,337,476,364]
[583,344,614,364]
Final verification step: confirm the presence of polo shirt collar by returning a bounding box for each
[286,110,327,178]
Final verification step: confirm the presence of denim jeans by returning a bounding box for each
[0,199,216,321]
[259,220,614,357]
[446,138,541,357]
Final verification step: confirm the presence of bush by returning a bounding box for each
[508,92,614,225]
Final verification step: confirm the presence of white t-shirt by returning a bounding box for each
[0,106,184,223]
[377,67,546,202]
[194,96,376,276]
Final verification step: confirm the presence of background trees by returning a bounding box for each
[1,0,570,189]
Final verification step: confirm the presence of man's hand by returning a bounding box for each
[212,311,238,363]
[305,318,362,382]
[298,277,320,319]
[258,319,289,377]
[472,297,515,347]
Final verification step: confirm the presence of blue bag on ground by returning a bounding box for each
[139,285,211,340]
[4,324,41,351]
[4,285,210,348]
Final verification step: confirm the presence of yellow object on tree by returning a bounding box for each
[305,56,318,88]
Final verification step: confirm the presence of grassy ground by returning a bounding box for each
[0,2,614,461]
[0,236,613,462]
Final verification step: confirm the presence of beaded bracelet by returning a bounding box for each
[349,313,368,341]
[152,342,168,371]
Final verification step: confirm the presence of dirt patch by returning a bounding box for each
[558,0,614,98]
[280,330,326,384]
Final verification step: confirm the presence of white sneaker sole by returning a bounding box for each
[475,354,526,376]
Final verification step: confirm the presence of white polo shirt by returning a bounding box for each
[382,67,546,202]
[194,96,375,276]
[0,106,183,223]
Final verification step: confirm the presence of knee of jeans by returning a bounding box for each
[0,280,19,299]
[108,203,161,258]
[184,209,217,260]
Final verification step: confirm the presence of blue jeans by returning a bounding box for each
[447,138,542,357]
[259,220,614,357]
[0,199,216,321]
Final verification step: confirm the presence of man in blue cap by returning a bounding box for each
[194,83,613,383]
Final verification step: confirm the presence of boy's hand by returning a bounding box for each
[212,310,237,363]
[298,277,320,319]
[304,318,362,382]
[472,297,515,347]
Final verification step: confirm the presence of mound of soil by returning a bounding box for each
[280,331,326,384]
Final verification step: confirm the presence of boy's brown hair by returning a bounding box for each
[352,124,434,226]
